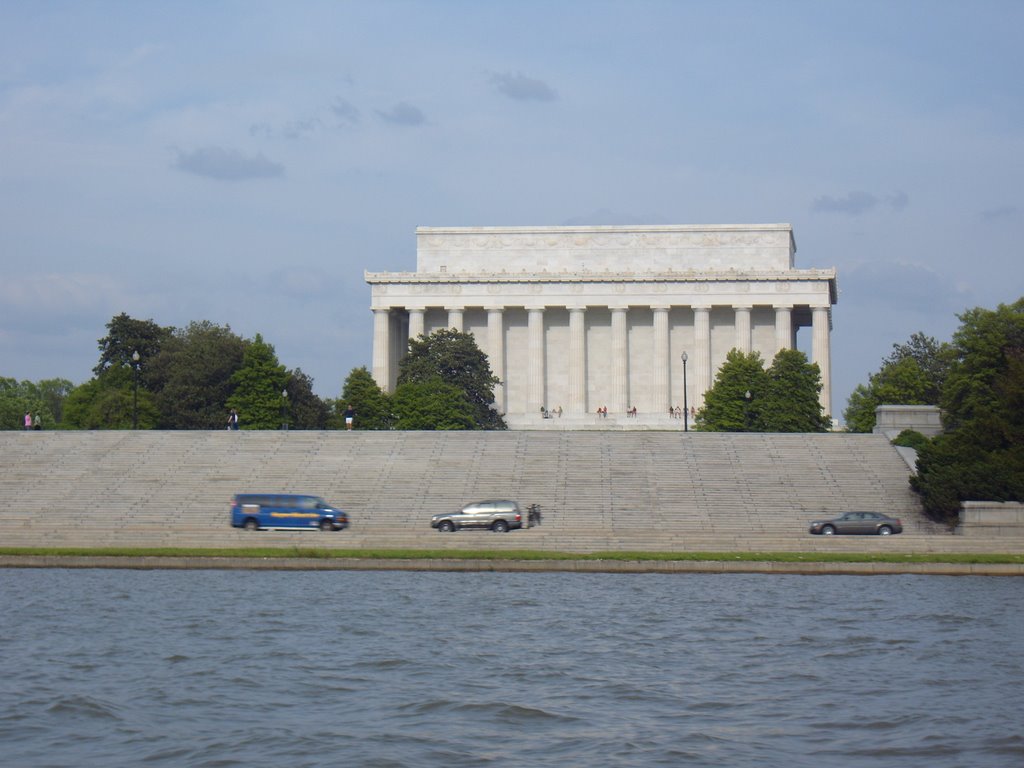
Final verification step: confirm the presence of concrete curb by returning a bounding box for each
[1,555,1022,576]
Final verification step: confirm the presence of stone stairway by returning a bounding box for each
[0,430,1013,554]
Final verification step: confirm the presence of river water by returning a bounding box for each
[0,569,1021,767]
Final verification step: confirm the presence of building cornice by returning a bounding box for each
[365,268,836,284]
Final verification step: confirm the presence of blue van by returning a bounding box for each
[230,494,349,532]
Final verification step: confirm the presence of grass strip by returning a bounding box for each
[0,547,1021,565]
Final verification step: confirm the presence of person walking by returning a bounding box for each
[228,409,239,430]
[24,412,32,430]
[343,404,356,430]
[33,413,41,430]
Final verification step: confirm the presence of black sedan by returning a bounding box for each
[809,512,903,536]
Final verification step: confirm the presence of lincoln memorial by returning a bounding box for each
[366,224,837,428]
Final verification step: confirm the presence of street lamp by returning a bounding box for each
[681,352,689,432]
[131,350,140,430]
[744,389,753,432]
[281,388,289,431]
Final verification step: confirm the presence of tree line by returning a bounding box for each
[2,313,333,430]
[841,298,1024,522]
[2,315,504,432]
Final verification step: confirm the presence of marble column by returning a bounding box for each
[527,306,546,413]
[693,305,712,405]
[652,305,670,413]
[371,307,391,391]
[407,307,425,342]
[446,306,464,332]
[734,305,752,354]
[812,305,833,417]
[610,306,629,414]
[486,307,506,414]
[568,306,586,414]
[774,305,793,354]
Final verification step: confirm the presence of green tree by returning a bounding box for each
[843,383,879,434]
[285,369,330,429]
[226,334,289,430]
[843,357,932,432]
[35,378,75,426]
[94,312,172,379]
[390,378,475,430]
[883,331,952,404]
[397,329,505,430]
[339,366,392,430]
[695,350,768,431]
[148,321,247,429]
[759,349,830,432]
[844,333,950,432]
[912,299,1024,521]
[0,377,23,429]
[62,367,158,429]
[0,378,40,429]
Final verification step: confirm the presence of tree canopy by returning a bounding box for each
[339,366,392,430]
[912,299,1024,520]
[843,332,951,432]
[286,369,331,430]
[390,378,476,430]
[36,313,334,430]
[149,321,248,429]
[62,366,159,429]
[696,350,768,431]
[696,348,828,432]
[397,329,505,429]
[94,312,172,378]
[0,377,75,430]
[226,334,289,429]
[759,349,831,432]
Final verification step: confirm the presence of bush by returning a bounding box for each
[892,429,929,451]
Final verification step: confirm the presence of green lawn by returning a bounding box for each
[0,547,1021,564]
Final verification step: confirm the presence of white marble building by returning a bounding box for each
[366,224,837,428]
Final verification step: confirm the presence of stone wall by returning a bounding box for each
[956,501,1024,537]
[873,405,942,439]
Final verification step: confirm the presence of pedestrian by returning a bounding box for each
[24,412,32,430]
[33,413,41,430]
[228,409,239,430]
[343,404,356,430]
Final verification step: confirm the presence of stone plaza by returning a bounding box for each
[366,224,837,429]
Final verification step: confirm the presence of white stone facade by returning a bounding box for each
[366,224,837,428]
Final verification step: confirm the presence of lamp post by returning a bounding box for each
[281,388,289,431]
[131,350,140,430]
[681,352,689,432]
[744,389,752,432]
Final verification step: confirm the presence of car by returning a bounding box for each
[230,494,349,532]
[431,500,524,533]
[809,512,903,536]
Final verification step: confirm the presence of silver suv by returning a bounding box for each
[431,500,523,533]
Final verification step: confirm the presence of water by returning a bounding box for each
[0,570,1021,767]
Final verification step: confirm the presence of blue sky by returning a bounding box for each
[2,1,1022,420]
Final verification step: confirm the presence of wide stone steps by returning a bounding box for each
[0,429,992,554]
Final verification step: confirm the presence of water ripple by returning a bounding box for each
[0,570,1021,767]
